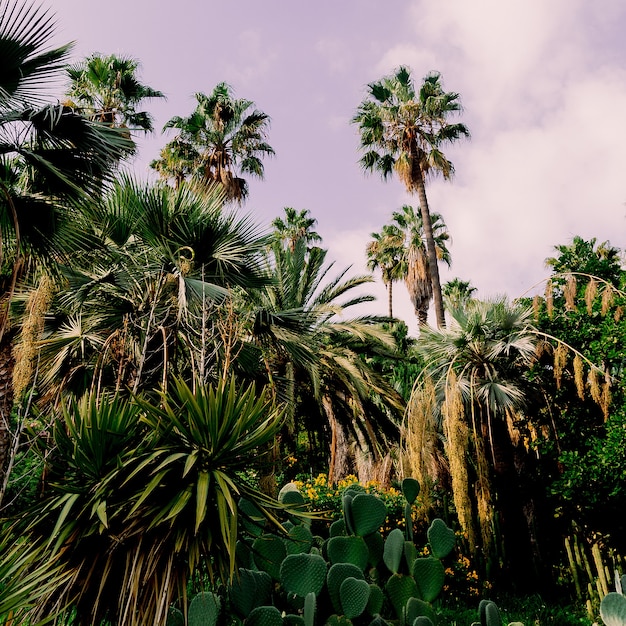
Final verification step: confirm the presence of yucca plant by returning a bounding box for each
[15,377,290,626]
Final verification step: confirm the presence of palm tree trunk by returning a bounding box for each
[414,173,446,328]
[388,281,393,319]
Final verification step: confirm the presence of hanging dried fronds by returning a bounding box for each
[589,368,603,406]
[614,306,623,322]
[573,354,585,400]
[584,279,598,315]
[474,434,493,555]
[535,339,548,360]
[532,295,540,321]
[601,371,611,421]
[601,287,614,316]
[442,374,476,551]
[506,410,522,447]
[564,274,577,311]
[545,280,554,318]
[403,379,441,493]
[553,343,569,389]
[12,275,54,402]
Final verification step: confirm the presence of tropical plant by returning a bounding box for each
[33,178,269,401]
[0,0,133,503]
[392,205,451,325]
[16,378,292,626]
[66,52,165,132]
[247,235,404,484]
[443,277,477,310]
[153,83,274,201]
[408,297,543,585]
[271,207,322,252]
[353,66,468,328]
[366,223,405,319]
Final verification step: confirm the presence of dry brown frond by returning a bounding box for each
[614,306,624,322]
[553,343,568,389]
[474,434,493,555]
[535,339,548,360]
[589,368,603,406]
[585,279,598,315]
[564,274,577,311]
[442,374,476,551]
[12,275,54,401]
[573,354,585,400]
[545,280,554,318]
[602,371,611,421]
[532,295,540,320]
[601,287,614,316]
[506,410,521,447]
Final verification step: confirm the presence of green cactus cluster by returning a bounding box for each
[166,477,460,626]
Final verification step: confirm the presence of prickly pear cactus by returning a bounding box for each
[412,556,445,602]
[350,493,387,537]
[383,528,405,574]
[327,562,364,613]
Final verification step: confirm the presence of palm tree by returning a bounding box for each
[0,1,133,501]
[248,237,403,484]
[272,207,322,252]
[392,205,451,325]
[154,83,274,201]
[65,53,165,132]
[34,178,269,402]
[353,67,468,328]
[366,223,404,319]
[412,297,541,580]
[443,277,476,310]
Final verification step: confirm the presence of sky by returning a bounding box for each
[50,0,626,335]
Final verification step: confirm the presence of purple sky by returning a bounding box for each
[51,0,626,334]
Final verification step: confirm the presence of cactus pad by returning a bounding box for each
[412,557,445,602]
[330,519,347,537]
[304,591,316,626]
[253,535,287,580]
[340,577,370,619]
[401,478,420,505]
[405,597,436,626]
[246,606,283,626]
[166,607,184,626]
[188,591,220,626]
[280,553,327,597]
[383,528,405,574]
[427,518,455,559]
[239,497,266,537]
[351,494,387,537]
[601,592,626,626]
[384,574,418,620]
[286,524,314,555]
[413,617,435,626]
[366,584,384,616]
[327,562,364,613]
[230,569,270,617]
[327,536,369,570]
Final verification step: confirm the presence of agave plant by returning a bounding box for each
[17,377,291,626]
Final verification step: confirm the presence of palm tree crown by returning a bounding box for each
[154,83,274,202]
[66,53,165,132]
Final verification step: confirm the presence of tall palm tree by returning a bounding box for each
[392,204,451,325]
[65,53,165,132]
[366,223,404,319]
[154,83,274,201]
[0,0,132,500]
[272,207,322,252]
[353,67,468,328]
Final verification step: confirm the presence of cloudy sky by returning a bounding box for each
[51,0,626,335]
